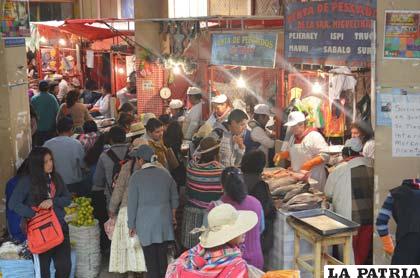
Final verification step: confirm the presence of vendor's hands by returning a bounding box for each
[233,135,245,149]
[297,170,311,182]
[381,235,395,255]
[273,151,289,166]
[129,228,136,237]
[39,199,53,209]
[288,170,310,182]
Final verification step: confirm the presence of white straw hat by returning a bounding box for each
[141,113,156,125]
[211,94,228,104]
[169,99,184,109]
[192,203,258,248]
[284,111,306,127]
[254,104,272,116]
[187,87,202,95]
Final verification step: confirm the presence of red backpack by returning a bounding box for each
[26,182,64,254]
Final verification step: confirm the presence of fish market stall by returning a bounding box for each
[262,168,328,272]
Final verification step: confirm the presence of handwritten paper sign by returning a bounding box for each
[392,94,420,157]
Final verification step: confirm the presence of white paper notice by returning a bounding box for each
[86,50,94,69]
[392,94,420,157]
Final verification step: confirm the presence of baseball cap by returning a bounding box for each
[284,111,306,127]
[169,99,184,109]
[344,138,363,152]
[211,94,228,104]
[254,104,272,116]
[129,144,155,161]
[187,87,202,95]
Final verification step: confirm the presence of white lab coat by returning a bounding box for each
[183,102,202,140]
[285,131,328,190]
[117,87,136,107]
[363,139,375,159]
[57,79,69,102]
[94,94,111,118]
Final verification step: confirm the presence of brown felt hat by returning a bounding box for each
[196,137,220,155]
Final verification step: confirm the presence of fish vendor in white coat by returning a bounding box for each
[273,111,329,190]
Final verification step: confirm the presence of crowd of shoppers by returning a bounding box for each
[6,80,385,277]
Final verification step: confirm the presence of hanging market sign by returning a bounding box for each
[210,33,278,68]
[384,11,420,60]
[285,0,377,66]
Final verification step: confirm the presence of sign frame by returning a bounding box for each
[383,10,420,60]
[210,32,278,69]
[284,0,377,66]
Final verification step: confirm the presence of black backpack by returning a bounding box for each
[106,148,129,193]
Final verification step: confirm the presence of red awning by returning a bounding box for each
[59,23,133,41]
[36,19,134,41]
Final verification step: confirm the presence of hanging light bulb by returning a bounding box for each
[118,67,125,75]
[172,64,182,75]
[312,82,322,94]
[58,38,66,46]
[236,76,246,88]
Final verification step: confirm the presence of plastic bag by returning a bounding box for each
[127,236,140,249]
[104,218,116,240]
[248,265,265,278]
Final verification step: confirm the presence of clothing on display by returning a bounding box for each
[328,67,357,103]
[301,96,324,129]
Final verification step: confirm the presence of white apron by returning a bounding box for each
[289,133,327,191]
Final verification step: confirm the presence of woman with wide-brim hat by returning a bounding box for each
[166,203,257,277]
[181,137,224,249]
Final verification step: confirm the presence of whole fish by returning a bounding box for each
[287,201,321,212]
[286,193,323,206]
[270,183,305,196]
[266,176,298,191]
[283,183,310,203]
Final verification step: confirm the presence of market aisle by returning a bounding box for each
[99,257,124,278]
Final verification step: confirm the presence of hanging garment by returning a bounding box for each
[328,67,357,103]
[322,101,345,138]
[357,95,371,123]
[301,96,324,128]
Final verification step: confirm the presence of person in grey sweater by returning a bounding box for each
[209,109,249,167]
[91,126,128,254]
[128,145,179,278]
[92,126,129,204]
